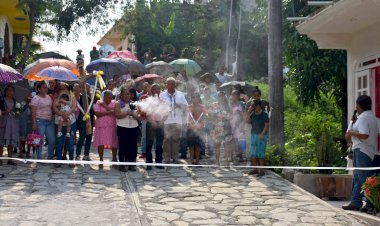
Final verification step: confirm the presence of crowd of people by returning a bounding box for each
[0,68,270,176]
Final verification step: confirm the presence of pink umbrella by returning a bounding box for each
[106,51,137,60]
[134,74,163,83]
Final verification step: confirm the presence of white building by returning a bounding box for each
[297,0,380,121]
[97,21,135,53]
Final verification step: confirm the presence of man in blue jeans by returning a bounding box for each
[343,95,377,212]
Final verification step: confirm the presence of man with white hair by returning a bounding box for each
[160,77,188,163]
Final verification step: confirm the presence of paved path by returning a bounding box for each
[0,163,141,226]
[0,150,370,226]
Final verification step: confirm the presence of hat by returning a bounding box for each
[200,72,216,82]
[77,49,82,53]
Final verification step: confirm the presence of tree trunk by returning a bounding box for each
[268,0,285,149]
[18,2,36,68]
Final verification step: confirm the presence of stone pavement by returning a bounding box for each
[0,150,370,226]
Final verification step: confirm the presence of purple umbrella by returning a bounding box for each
[0,63,23,84]
[36,66,79,81]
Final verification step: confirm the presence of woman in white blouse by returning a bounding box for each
[114,86,139,172]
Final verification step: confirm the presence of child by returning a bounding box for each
[19,93,35,158]
[56,93,73,138]
[247,99,269,177]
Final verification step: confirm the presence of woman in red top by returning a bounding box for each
[187,93,206,165]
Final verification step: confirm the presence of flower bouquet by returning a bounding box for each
[362,174,380,213]
[15,101,25,115]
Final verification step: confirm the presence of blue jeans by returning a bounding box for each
[351,148,373,207]
[141,120,147,154]
[36,119,56,159]
[56,123,76,160]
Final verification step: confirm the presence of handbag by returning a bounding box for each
[26,131,43,147]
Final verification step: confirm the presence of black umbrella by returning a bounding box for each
[0,79,32,102]
[39,51,72,61]
[117,58,147,76]
[219,81,254,95]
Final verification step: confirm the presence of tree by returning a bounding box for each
[16,0,117,67]
[268,0,284,149]
[283,0,347,134]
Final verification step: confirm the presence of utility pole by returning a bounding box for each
[268,0,284,149]
[225,0,233,69]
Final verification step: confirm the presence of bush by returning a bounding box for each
[249,82,345,172]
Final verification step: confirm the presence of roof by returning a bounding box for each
[0,0,30,35]
[296,0,380,49]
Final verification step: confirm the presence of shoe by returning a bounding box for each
[258,172,265,177]
[7,160,16,165]
[342,204,361,211]
[360,206,375,214]
[172,159,179,164]
[155,165,164,169]
[82,155,91,161]
[62,156,67,160]
[57,132,63,138]
[75,156,80,161]
[66,133,70,138]
[119,166,127,172]
[248,170,258,175]
[128,166,137,171]
[146,166,152,170]
[99,164,104,170]
[139,153,146,159]
[179,155,187,159]
[112,161,119,170]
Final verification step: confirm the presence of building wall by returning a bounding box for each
[0,16,14,58]
[347,22,380,119]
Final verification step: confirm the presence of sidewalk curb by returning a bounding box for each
[267,171,372,225]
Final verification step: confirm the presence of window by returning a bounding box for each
[355,69,371,99]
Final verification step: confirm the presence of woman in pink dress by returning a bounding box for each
[93,90,118,169]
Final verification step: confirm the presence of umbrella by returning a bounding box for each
[117,58,147,75]
[38,51,72,61]
[0,63,23,84]
[99,44,115,57]
[36,66,79,82]
[24,58,79,81]
[0,79,31,102]
[106,50,137,61]
[145,61,174,76]
[219,81,254,94]
[85,58,127,81]
[169,59,202,77]
[134,74,163,83]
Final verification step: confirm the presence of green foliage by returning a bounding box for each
[121,0,269,75]
[250,83,345,172]
[282,0,347,111]
[315,128,337,168]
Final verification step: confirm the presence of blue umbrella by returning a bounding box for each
[85,58,127,82]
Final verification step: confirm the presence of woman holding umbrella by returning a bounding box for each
[0,85,20,165]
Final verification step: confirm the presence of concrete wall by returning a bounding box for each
[347,22,380,120]
[0,16,13,58]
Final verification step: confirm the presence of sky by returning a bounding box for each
[38,5,124,66]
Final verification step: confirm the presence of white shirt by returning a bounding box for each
[116,104,138,128]
[215,73,229,83]
[350,111,379,160]
[160,90,188,125]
